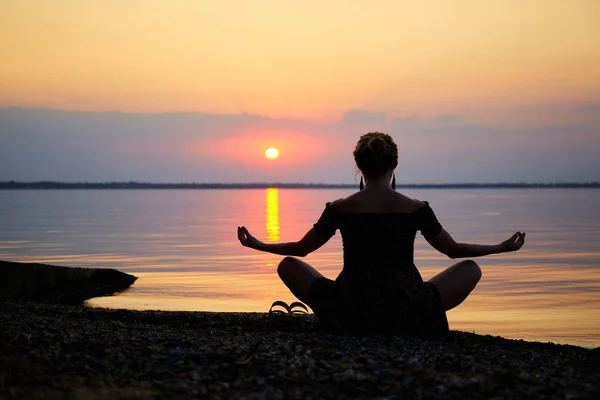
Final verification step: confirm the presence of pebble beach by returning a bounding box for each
[1,301,599,399]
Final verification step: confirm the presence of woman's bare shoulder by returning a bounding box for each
[328,193,366,212]
[328,197,347,210]
[392,192,427,213]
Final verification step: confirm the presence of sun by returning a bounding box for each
[265,147,279,160]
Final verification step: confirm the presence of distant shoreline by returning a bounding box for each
[1,181,599,189]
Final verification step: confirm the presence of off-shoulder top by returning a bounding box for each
[313,201,442,285]
[309,201,448,335]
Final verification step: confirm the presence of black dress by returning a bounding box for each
[307,201,449,336]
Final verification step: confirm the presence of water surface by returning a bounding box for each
[1,188,599,347]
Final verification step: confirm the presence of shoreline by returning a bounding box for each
[1,301,598,398]
[85,301,599,350]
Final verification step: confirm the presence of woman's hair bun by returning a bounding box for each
[353,132,398,176]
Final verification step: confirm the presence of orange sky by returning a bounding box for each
[1,0,599,120]
[1,1,599,183]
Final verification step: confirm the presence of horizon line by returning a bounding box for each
[1,181,599,189]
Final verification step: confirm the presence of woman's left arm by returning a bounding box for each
[237,226,330,257]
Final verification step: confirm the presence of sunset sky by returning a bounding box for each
[1,0,599,183]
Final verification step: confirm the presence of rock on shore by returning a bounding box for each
[0,260,137,304]
[1,301,598,399]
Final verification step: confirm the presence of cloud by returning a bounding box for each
[1,107,598,183]
[573,104,600,114]
[0,107,342,183]
[434,114,462,124]
[339,109,387,125]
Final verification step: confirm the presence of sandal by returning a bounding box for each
[266,301,314,331]
[268,300,309,316]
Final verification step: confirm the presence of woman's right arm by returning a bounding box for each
[426,229,526,259]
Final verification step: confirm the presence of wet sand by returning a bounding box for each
[1,301,598,399]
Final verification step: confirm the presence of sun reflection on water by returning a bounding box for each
[265,188,280,242]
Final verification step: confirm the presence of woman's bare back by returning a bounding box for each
[331,185,425,215]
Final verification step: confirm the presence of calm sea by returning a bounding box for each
[1,188,599,348]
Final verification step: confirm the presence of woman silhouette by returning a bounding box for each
[238,132,525,334]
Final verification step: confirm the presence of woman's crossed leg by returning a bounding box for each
[276,256,324,304]
[428,260,482,311]
[277,256,482,313]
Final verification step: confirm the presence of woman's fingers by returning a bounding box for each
[237,226,248,244]
[242,227,254,241]
[506,232,520,246]
[512,232,526,250]
[503,232,526,252]
[238,226,255,247]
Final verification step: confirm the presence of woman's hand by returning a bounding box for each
[237,226,263,250]
[500,232,526,253]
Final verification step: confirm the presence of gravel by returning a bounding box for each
[1,301,598,399]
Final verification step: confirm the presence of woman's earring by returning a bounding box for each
[391,174,396,190]
[360,176,364,191]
